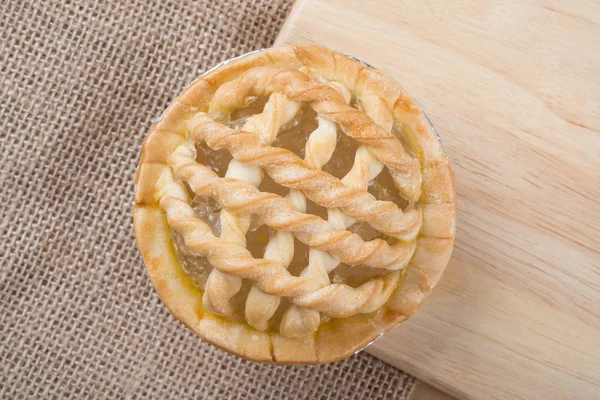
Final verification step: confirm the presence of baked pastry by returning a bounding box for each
[134,44,456,363]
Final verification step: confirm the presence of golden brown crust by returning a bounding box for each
[133,43,456,363]
[207,67,422,201]
[187,114,421,241]
[422,162,456,204]
[271,334,318,363]
[386,268,432,317]
[411,237,455,288]
[161,194,401,318]
[169,148,415,269]
[133,206,204,327]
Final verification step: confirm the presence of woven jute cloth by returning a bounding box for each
[0,1,417,398]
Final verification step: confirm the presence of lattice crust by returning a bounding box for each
[134,44,456,363]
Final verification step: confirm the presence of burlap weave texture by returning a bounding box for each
[0,1,416,398]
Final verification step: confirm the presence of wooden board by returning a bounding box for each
[276,1,600,399]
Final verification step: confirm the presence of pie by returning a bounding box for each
[133,44,456,363]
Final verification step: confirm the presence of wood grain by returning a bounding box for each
[277,0,600,398]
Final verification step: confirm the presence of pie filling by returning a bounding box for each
[171,95,417,331]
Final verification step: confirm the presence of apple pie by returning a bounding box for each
[134,44,456,363]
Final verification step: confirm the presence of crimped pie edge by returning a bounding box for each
[133,44,456,364]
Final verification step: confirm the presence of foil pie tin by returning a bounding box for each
[156,48,444,356]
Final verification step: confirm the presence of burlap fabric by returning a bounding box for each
[0,1,417,398]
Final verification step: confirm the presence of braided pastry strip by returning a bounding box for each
[279,120,340,337]
[245,115,336,333]
[298,68,388,196]
[278,125,338,335]
[244,192,301,331]
[238,92,303,331]
[187,113,421,241]
[280,76,391,337]
[196,67,420,333]
[241,92,304,331]
[253,76,367,336]
[172,84,410,336]
[169,145,415,269]
[237,92,305,331]
[279,79,348,337]
[328,95,398,229]
[209,67,422,202]
[203,93,301,318]
[158,176,400,320]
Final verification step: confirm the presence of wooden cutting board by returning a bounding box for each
[276,1,600,399]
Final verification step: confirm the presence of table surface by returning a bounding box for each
[277,0,600,398]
